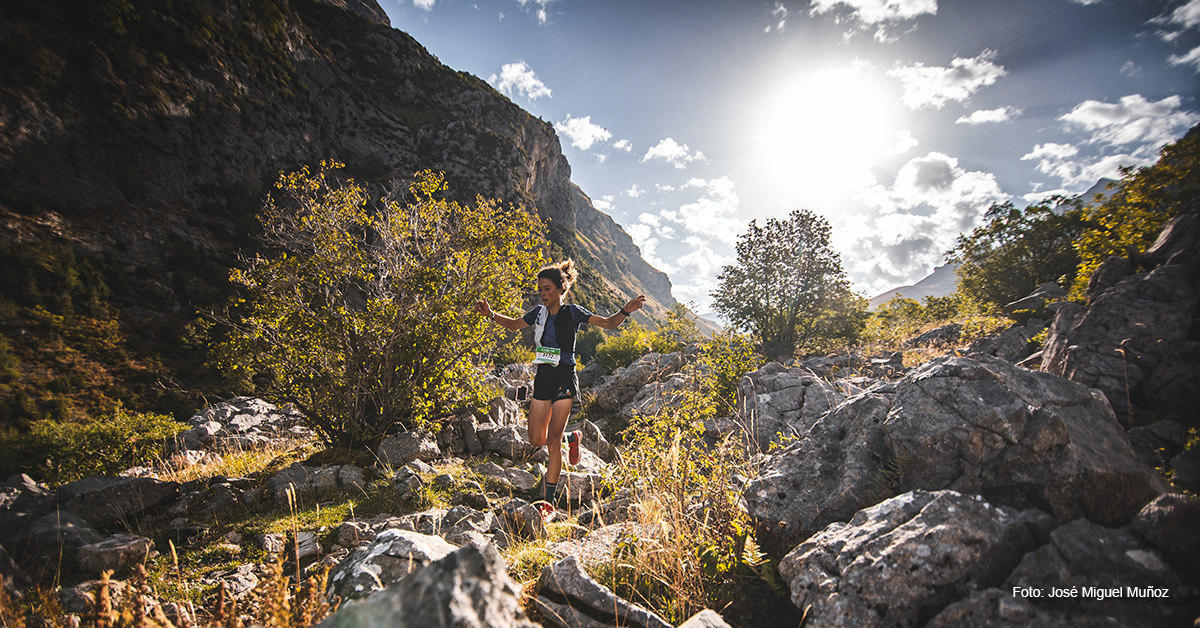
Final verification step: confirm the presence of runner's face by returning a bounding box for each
[537,278,562,305]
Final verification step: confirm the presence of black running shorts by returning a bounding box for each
[532,362,578,402]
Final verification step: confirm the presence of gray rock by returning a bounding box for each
[1003,282,1067,316]
[744,354,1167,555]
[577,489,639,528]
[735,362,847,455]
[77,534,154,575]
[905,322,962,347]
[59,579,129,614]
[497,498,546,540]
[565,419,615,462]
[326,528,457,600]
[268,463,367,506]
[780,491,1051,628]
[489,397,521,426]
[319,544,537,628]
[535,555,670,628]
[59,476,180,528]
[994,518,1199,627]
[557,472,605,505]
[0,545,32,598]
[546,522,654,565]
[460,412,484,455]
[588,352,686,415]
[377,430,441,467]
[1170,446,1200,492]
[577,360,610,390]
[1126,420,1190,471]
[9,511,104,567]
[336,521,376,548]
[474,462,538,493]
[1132,492,1200,572]
[967,322,1043,363]
[677,609,733,628]
[1042,252,1197,418]
[486,426,534,460]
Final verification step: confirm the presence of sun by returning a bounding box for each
[748,65,907,201]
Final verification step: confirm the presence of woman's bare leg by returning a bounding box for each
[544,398,573,484]
[527,399,552,447]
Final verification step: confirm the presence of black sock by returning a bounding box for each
[544,481,557,503]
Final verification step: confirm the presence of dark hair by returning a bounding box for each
[537,259,577,292]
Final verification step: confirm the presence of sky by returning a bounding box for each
[376,0,1200,313]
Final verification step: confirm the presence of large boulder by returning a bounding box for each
[1042,211,1200,419]
[76,534,155,575]
[780,491,1052,628]
[931,518,1200,627]
[535,556,671,628]
[966,320,1044,363]
[735,362,849,455]
[326,529,456,600]
[376,430,441,467]
[318,544,538,628]
[744,354,1167,555]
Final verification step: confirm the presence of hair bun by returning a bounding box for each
[558,259,577,285]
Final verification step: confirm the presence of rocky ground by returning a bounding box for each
[2,212,1199,627]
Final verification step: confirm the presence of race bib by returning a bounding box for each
[533,346,561,366]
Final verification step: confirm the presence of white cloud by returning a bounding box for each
[956,106,1023,125]
[888,50,1006,109]
[641,138,706,169]
[1167,0,1200,29]
[1068,0,1103,4]
[414,0,435,10]
[809,0,936,24]
[555,114,611,150]
[592,195,615,212]
[656,183,676,192]
[1060,94,1200,148]
[487,62,551,101]
[765,3,788,33]
[515,0,555,24]
[1170,45,1200,72]
[626,184,645,198]
[667,176,743,245]
[612,139,633,152]
[848,152,1007,293]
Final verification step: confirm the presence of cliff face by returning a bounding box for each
[0,0,673,418]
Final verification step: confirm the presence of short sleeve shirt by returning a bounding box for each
[522,304,594,365]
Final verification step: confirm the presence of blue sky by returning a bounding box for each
[377,0,1200,312]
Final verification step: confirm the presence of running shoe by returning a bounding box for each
[567,430,582,466]
[534,500,556,523]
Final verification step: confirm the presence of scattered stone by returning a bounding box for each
[59,579,129,614]
[1126,420,1190,472]
[326,529,457,600]
[779,491,1051,628]
[967,321,1044,363]
[546,522,653,565]
[577,489,639,528]
[489,397,521,426]
[77,534,154,575]
[588,352,687,415]
[376,430,441,467]
[267,464,367,507]
[485,426,534,460]
[535,555,671,628]
[678,609,733,628]
[556,472,606,505]
[319,544,538,628]
[336,521,375,548]
[905,323,962,348]
[1170,446,1200,492]
[497,498,546,540]
[473,462,537,493]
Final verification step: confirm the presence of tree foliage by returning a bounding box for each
[947,199,1086,309]
[1072,124,1200,295]
[214,163,546,446]
[712,209,857,357]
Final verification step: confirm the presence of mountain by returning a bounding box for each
[868,264,959,309]
[0,0,674,419]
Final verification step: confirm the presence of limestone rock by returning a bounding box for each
[326,528,456,600]
[905,322,962,348]
[497,498,546,540]
[677,610,733,628]
[1132,492,1200,572]
[588,352,686,414]
[318,544,538,628]
[967,321,1044,363]
[744,354,1167,555]
[59,476,180,528]
[779,491,1051,628]
[376,430,441,467]
[735,362,847,455]
[77,534,155,575]
[535,555,671,628]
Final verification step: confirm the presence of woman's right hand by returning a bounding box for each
[475,298,493,319]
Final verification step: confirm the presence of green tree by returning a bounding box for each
[214,163,546,446]
[712,209,855,357]
[946,199,1085,309]
[1073,124,1200,295]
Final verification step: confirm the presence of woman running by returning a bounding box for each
[476,260,645,518]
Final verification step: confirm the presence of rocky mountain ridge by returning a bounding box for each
[0,0,675,417]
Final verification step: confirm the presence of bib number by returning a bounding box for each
[533,346,561,366]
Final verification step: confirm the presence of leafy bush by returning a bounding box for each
[593,320,656,369]
[0,407,182,484]
[214,164,546,447]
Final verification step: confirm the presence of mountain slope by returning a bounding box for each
[0,0,673,420]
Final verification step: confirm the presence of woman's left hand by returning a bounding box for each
[625,295,647,313]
